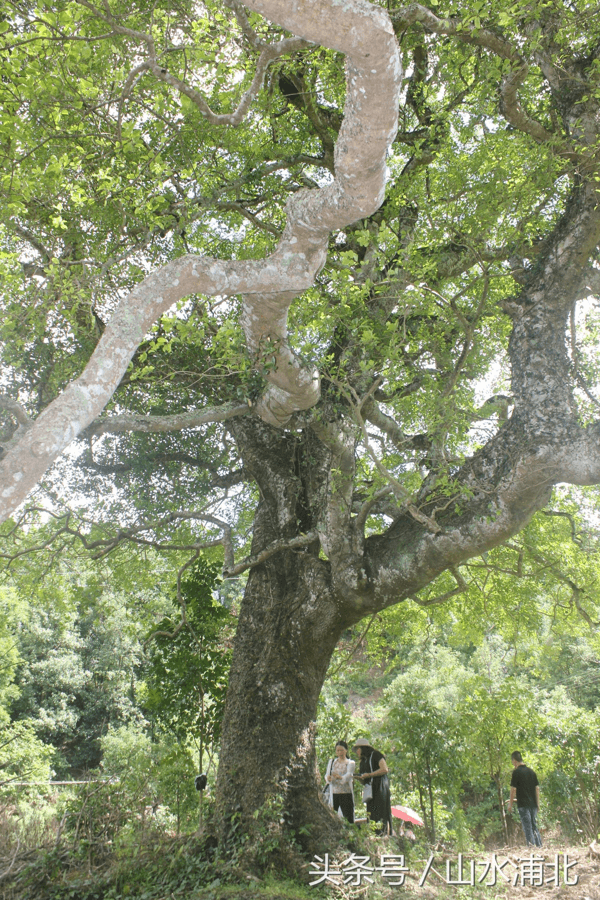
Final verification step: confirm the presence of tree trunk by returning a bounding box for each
[412,752,428,834]
[215,548,346,855]
[426,756,436,843]
[215,419,352,857]
[494,775,509,845]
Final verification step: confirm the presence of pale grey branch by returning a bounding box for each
[89,402,251,437]
[0,397,32,428]
[223,529,318,577]
[0,0,401,521]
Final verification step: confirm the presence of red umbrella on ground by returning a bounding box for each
[391,805,425,827]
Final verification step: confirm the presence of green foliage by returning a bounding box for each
[323,512,600,847]
[460,671,538,788]
[7,581,156,775]
[0,547,233,849]
[536,692,600,841]
[145,557,233,763]
[59,723,200,860]
[1,0,588,529]
[3,0,600,869]
[5,832,317,900]
[0,586,23,713]
[222,790,307,877]
[6,834,218,900]
[0,720,53,784]
[315,692,356,776]
[385,648,467,840]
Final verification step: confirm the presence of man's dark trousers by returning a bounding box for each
[518,806,542,847]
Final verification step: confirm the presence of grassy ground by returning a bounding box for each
[1,828,599,900]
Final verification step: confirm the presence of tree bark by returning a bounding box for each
[212,167,600,848]
[215,419,352,853]
[216,548,345,853]
[0,0,401,521]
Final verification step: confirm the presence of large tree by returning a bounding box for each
[2,0,600,849]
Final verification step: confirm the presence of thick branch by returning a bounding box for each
[499,63,557,147]
[223,530,318,577]
[551,424,600,486]
[581,265,600,297]
[362,427,557,613]
[507,182,600,435]
[0,0,400,521]
[357,178,600,615]
[393,4,575,159]
[89,402,250,437]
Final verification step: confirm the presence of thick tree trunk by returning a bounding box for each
[214,418,352,857]
[216,549,345,854]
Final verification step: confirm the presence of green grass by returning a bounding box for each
[1,832,329,900]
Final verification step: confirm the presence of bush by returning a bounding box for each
[59,724,201,862]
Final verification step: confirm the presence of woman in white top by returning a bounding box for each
[324,740,355,822]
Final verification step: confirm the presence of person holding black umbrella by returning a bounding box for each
[353,738,393,835]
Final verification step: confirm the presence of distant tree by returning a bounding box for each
[460,672,539,844]
[0,588,23,719]
[385,651,466,840]
[0,588,56,785]
[8,572,155,774]
[537,691,600,842]
[0,721,53,787]
[99,723,199,839]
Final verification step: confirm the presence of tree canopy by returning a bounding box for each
[1,0,600,848]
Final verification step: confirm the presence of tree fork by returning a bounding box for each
[214,418,359,849]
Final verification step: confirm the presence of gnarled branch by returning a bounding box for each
[0,0,401,522]
[88,402,251,437]
[223,529,318,577]
[392,4,576,160]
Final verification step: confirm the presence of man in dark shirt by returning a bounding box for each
[508,751,542,847]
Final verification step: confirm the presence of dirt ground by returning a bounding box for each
[305,837,600,899]
[402,845,600,898]
[392,840,600,899]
